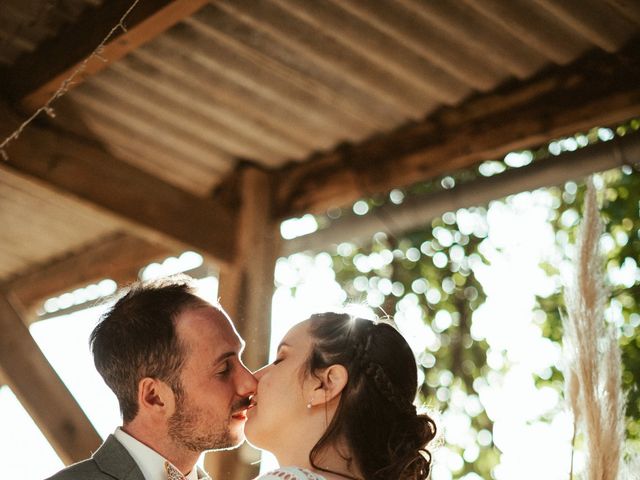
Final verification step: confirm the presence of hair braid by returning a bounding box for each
[307,314,436,480]
[362,358,416,416]
[352,326,416,416]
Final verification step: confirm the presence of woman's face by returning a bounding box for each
[245,320,314,450]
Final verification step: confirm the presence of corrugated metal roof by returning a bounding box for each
[50,0,640,195]
[0,0,639,282]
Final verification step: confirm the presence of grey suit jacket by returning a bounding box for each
[45,434,211,480]
[45,435,145,480]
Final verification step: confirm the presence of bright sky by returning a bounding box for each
[1,186,627,479]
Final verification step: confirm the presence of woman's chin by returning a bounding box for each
[244,425,273,453]
[244,408,277,452]
[243,416,260,448]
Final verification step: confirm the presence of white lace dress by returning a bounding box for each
[254,467,327,479]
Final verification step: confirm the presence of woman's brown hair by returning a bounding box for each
[304,312,436,479]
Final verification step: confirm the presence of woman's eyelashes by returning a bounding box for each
[272,356,284,365]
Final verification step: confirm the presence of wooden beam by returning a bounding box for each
[34,263,214,322]
[207,166,281,480]
[5,233,173,318]
[217,167,280,371]
[1,0,208,110]
[0,104,237,266]
[0,293,102,464]
[284,132,640,254]
[275,41,640,217]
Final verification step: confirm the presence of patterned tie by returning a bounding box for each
[164,461,187,480]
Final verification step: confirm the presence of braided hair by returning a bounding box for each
[304,313,436,480]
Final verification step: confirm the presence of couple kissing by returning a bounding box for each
[46,275,436,480]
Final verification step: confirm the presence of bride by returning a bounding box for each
[245,312,437,480]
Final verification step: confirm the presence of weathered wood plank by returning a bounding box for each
[2,0,208,110]
[1,104,237,266]
[0,293,102,464]
[6,233,173,317]
[274,42,640,217]
[217,167,280,372]
[284,132,640,254]
[207,167,280,480]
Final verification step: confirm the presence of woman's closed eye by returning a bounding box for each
[272,357,284,365]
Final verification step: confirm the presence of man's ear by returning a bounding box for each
[138,377,175,416]
[310,364,348,406]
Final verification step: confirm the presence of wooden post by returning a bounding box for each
[205,166,281,480]
[0,293,103,464]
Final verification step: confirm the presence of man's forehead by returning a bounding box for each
[177,305,244,349]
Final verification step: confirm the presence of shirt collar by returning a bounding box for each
[114,427,202,480]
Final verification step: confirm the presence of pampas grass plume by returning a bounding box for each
[562,177,625,480]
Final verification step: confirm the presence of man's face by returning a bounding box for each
[168,304,256,452]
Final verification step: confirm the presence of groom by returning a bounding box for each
[46,275,257,480]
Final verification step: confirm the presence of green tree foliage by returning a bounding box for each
[323,120,640,477]
[331,207,499,478]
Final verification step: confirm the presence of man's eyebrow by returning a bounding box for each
[212,351,236,365]
[213,341,246,365]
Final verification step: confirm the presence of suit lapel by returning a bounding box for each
[93,435,146,480]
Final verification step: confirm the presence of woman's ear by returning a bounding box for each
[310,364,348,406]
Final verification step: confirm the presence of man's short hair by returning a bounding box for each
[90,275,210,423]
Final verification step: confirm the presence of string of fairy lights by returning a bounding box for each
[0,0,141,161]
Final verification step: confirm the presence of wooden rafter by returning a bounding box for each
[0,294,102,464]
[0,104,237,266]
[217,166,279,372]
[274,41,640,217]
[1,0,208,111]
[207,166,281,480]
[285,132,640,254]
[5,233,174,319]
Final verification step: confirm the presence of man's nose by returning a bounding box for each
[253,364,268,380]
[236,363,258,396]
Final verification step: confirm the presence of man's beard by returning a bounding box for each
[167,392,236,452]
